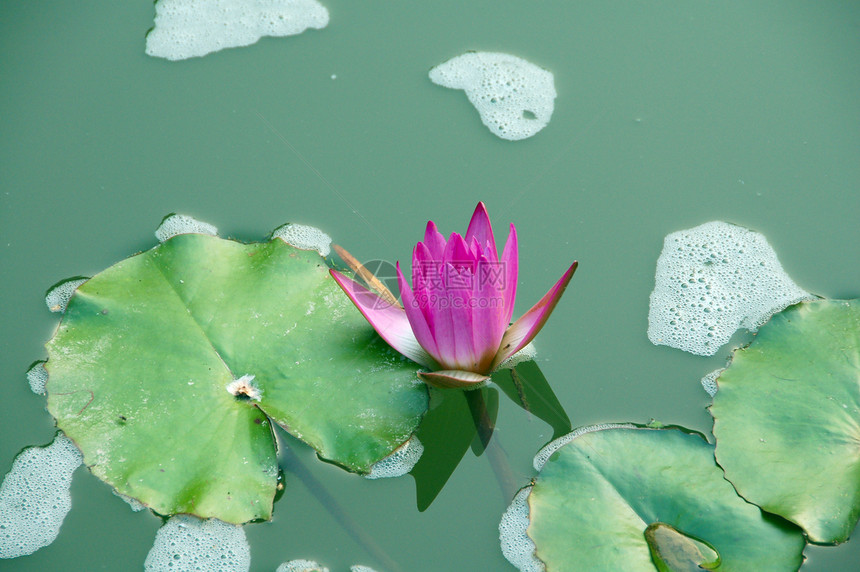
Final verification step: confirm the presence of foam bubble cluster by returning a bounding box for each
[155,214,218,242]
[144,515,250,572]
[429,52,556,141]
[146,0,330,61]
[533,423,636,471]
[25,362,48,395]
[45,278,87,313]
[0,434,83,559]
[113,490,146,512]
[365,437,423,479]
[497,342,537,370]
[350,566,379,572]
[273,223,332,257]
[276,560,329,572]
[648,221,815,356]
[499,486,543,572]
[700,368,724,397]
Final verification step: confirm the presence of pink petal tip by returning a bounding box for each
[490,261,578,370]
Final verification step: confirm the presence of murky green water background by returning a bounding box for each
[2,1,859,570]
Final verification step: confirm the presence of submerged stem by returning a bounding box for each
[280,444,403,572]
[465,389,518,502]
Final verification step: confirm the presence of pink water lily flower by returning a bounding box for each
[330,202,577,389]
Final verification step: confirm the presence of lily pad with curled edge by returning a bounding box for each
[710,298,860,544]
[510,425,804,571]
[44,232,428,524]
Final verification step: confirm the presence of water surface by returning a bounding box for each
[2,1,859,569]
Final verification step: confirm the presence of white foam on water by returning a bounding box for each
[350,566,379,572]
[272,223,332,257]
[146,0,330,61]
[25,362,48,395]
[112,490,146,512]
[0,434,83,559]
[365,437,423,479]
[499,486,544,572]
[155,214,218,242]
[45,278,87,313]
[700,368,724,397]
[533,423,637,471]
[497,342,537,370]
[429,52,556,141]
[648,221,815,356]
[276,560,329,572]
[144,515,250,572]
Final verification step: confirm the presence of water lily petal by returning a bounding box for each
[471,252,508,372]
[465,202,497,259]
[468,235,480,258]
[412,241,439,300]
[330,269,437,369]
[411,241,454,365]
[333,244,400,309]
[444,232,474,265]
[438,234,481,369]
[428,263,477,370]
[422,220,447,260]
[395,262,441,363]
[490,261,578,370]
[411,242,445,336]
[499,223,519,326]
[417,369,491,389]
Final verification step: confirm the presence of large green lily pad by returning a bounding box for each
[524,426,804,570]
[711,298,860,543]
[45,233,428,524]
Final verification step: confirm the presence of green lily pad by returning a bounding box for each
[710,298,860,544]
[523,426,804,571]
[45,233,428,524]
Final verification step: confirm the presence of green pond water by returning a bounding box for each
[1,1,859,570]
